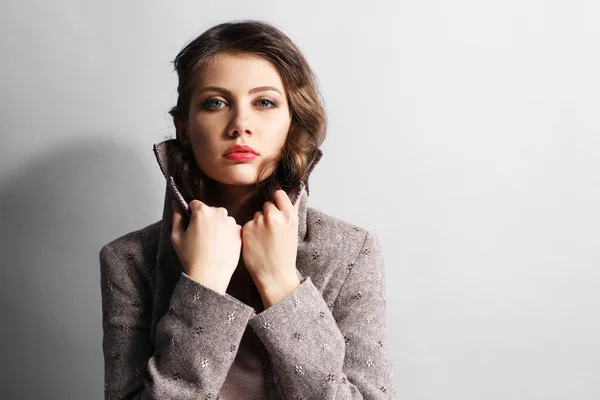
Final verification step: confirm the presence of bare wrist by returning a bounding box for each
[188,272,228,295]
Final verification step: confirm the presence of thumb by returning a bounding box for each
[171,200,185,242]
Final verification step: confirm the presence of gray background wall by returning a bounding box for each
[1,0,598,398]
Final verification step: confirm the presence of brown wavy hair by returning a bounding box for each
[165,19,327,205]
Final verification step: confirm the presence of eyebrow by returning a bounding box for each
[196,86,283,97]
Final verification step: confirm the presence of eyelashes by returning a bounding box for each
[201,98,278,111]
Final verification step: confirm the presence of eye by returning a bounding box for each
[202,99,226,110]
[201,97,278,111]
[256,98,277,108]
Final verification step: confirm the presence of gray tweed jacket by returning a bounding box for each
[99,139,396,399]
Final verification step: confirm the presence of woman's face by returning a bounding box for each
[181,51,292,186]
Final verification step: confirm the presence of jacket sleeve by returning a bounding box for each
[100,244,256,400]
[247,230,396,399]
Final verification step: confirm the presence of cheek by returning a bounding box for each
[187,131,219,173]
[273,119,291,145]
[189,114,219,147]
[261,111,291,139]
[194,113,221,133]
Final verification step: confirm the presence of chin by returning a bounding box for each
[215,170,258,186]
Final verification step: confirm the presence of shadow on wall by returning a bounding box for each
[0,138,160,398]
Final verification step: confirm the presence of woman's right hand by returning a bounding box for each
[170,199,242,295]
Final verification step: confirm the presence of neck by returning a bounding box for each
[214,182,266,226]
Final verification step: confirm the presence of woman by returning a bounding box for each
[100,19,395,399]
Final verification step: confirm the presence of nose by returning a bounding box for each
[227,107,253,137]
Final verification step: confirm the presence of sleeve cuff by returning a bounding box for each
[247,275,345,361]
[171,272,257,324]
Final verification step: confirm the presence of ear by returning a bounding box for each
[174,117,190,146]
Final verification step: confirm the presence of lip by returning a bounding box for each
[224,152,258,162]
[223,144,259,156]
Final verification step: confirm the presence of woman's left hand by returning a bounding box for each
[242,189,302,307]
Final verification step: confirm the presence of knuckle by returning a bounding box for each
[216,207,228,215]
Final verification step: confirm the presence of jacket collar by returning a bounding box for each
[152,138,322,241]
[151,138,322,285]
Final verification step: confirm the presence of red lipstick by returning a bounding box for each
[223,144,259,162]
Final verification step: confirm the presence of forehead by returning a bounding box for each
[194,52,286,93]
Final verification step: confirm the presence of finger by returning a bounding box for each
[189,199,206,210]
[216,207,228,216]
[272,189,293,214]
[171,200,184,243]
[189,199,208,220]
[262,202,278,223]
[263,200,278,214]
